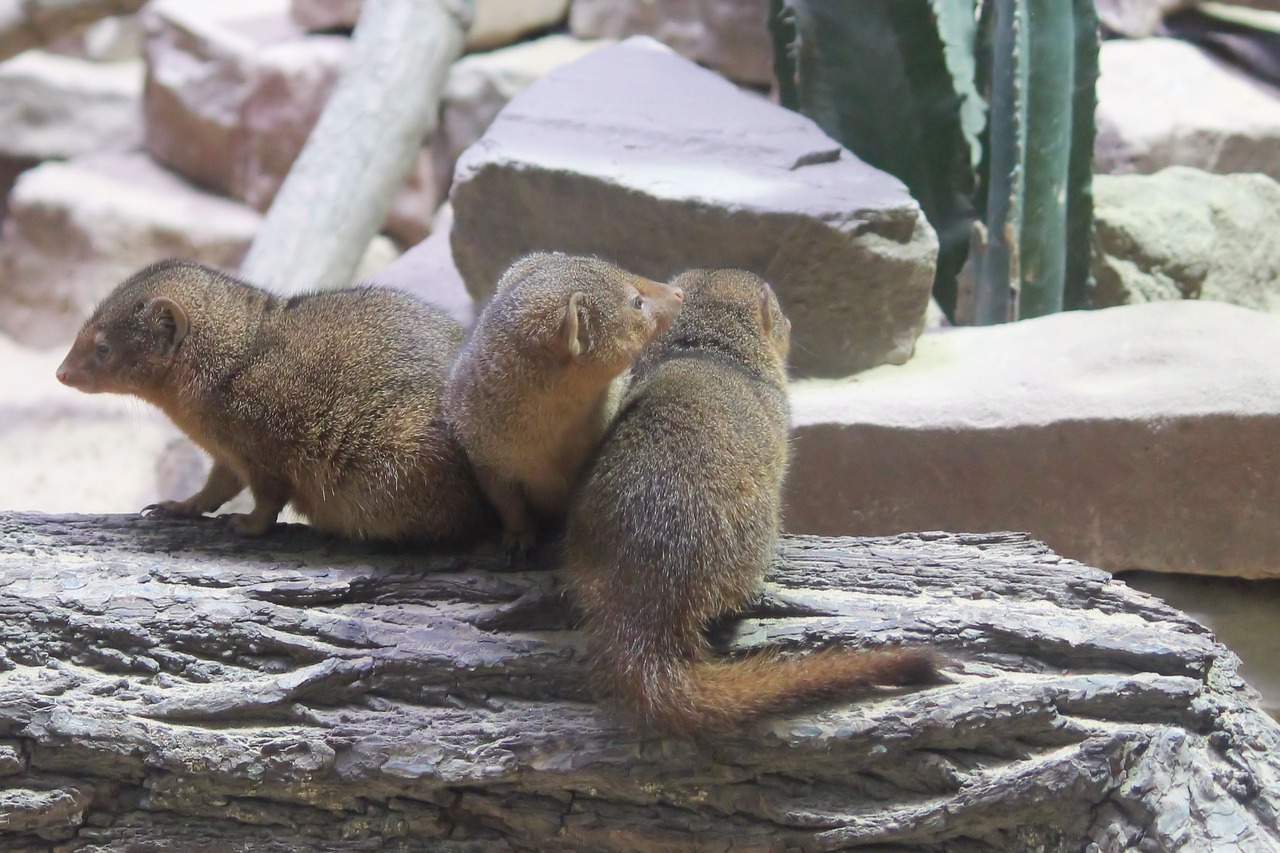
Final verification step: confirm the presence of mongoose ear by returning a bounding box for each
[759,287,775,336]
[144,297,189,353]
[561,292,589,358]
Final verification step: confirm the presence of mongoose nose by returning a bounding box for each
[55,367,69,385]
[671,288,684,301]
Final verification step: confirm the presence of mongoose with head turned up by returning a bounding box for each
[562,268,939,735]
[445,252,685,551]
[56,259,492,541]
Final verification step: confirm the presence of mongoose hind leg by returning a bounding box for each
[224,476,291,536]
[474,466,536,556]
[142,458,244,520]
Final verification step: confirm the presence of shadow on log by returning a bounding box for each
[0,512,1277,850]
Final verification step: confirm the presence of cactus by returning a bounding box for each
[770,0,1098,322]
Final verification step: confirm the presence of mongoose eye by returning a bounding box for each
[96,342,111,359]
[631,295,644,311]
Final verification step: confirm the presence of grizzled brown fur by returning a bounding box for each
[563,269,939,735]
[57,260,492,541]
[446,253,684,551]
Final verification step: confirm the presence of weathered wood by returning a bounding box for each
[238,0,472,295]
[0,0,147,62]
[0,511,1277,850]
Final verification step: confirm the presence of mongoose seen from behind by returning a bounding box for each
[446,253,685,550]
[563,268,939,735]
[56,260,491,542]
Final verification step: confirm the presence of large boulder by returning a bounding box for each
[0,153,396,349]
[785,300,1280,579]
[569,0,772,85]
[289,0,571,51]
[1095,38,1280,179]
[0,51,143,161]
[1091,167,1280,312]
[142,0,438,246]
[450,38,937,378]
[437,34,609,190]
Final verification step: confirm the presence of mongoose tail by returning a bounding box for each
[609,644,941,736]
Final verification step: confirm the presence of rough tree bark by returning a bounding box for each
[1,512,1278,851]
[238,0,473,295]
[0,0,148,62]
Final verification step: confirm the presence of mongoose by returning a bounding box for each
[445,253,685,551]
[56,259,492,542]
[562,268,939,735]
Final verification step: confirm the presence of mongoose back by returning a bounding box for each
[445,252,684,550]
[562,268,938,735]
[56,259,492,541]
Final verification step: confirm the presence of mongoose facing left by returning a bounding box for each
[446,252,685,551]
[56,259,492,542]
[563,268,939,736]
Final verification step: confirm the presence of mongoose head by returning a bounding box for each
[56,260,206,395]
[663,268,792,383]
[486,253,685,378]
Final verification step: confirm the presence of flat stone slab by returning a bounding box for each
[450,37,937,378]
[787,300,1280,578]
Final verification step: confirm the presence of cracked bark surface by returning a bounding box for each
[0,512,1277,851]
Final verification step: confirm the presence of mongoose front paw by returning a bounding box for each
[140,500,200,519]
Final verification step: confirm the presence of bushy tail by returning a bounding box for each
[605,645,942,737]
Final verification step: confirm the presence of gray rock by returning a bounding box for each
[141,0,302,198]
[49,13,146,62]
[0,51,143,161]
[289,0,571,51]
[1095,0,1194,36]
[1092,167,1280,312]
[468,0,572,51]
[0,152,397,349]
[1096,38,1280,179]
[570,0,772,84]
[288,0,361,31]
[450,38,937,378]
[0,157,33,223]
[142,0,438,246]
[0,153,260,348]
[785,300,1280,579]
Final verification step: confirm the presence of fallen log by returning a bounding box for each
[0,511,1277,850]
